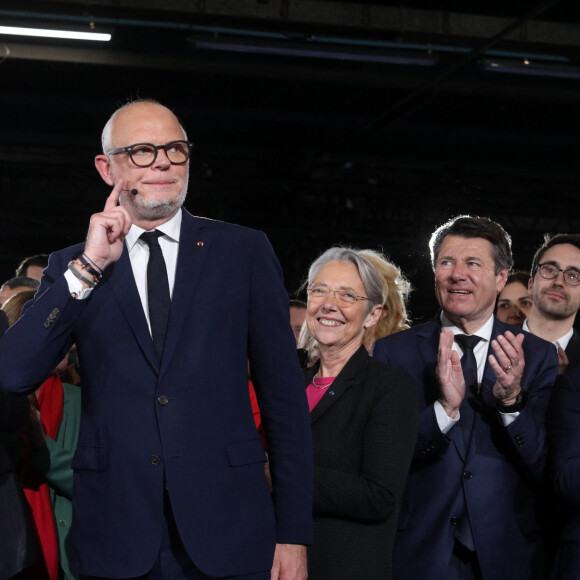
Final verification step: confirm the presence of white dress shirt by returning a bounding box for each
[65,210,182,336]
[435,314,518,433]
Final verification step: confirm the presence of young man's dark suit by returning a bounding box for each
[548,367,580,579]
[0,210,313,579]
[373,316,558,580]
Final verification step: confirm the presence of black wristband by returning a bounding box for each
[498,390,529,413]
[78,254,103,280]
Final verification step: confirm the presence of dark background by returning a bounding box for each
[1,0,579,322]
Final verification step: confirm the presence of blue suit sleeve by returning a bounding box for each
[0,250,85,394]
[503,339,558,480]
[374,335,452,469]
[549,369,580,505]
[246,233,314,545]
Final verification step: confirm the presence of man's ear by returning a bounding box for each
[95,155,114,186]
[496,268,509,294]
[528,275,534,296]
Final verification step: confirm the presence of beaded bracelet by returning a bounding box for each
[68,260,98,288]
[76,254,103,281]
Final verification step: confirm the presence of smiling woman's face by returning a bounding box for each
[307,261,380,355]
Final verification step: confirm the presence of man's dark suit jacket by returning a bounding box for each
[0,210,313,578]
[373,316,558,580]
[305,346,418,580]
[565,328,580,369]
[548,367,580,579]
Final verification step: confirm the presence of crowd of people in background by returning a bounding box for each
[1,99,580,580]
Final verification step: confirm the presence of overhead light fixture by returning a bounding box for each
[0,25,111,42]
[480,57,580,80]
[193,38,438,67]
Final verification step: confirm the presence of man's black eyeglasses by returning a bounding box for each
[534,263,580,287]
[106,141,193,167]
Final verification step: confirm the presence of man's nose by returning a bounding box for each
[449,263,467,279]
[152,148,171,168]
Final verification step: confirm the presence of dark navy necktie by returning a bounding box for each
[453,333,482,552]
[141,230,171,360]
[455,334,482,394]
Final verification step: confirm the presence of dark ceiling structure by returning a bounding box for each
[1,0,579,320]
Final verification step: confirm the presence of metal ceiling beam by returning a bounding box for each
[34,0,580,48]
[4,40,580,107]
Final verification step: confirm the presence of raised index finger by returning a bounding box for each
[103,179,124,211]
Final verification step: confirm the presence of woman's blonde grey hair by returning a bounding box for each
[357,249,411,350]
[307,246,384,312]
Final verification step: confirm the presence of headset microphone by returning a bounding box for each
[131,189,138,195]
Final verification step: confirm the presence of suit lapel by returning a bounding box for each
[106,244,159,371]
[159,211,210,374]
[566,330,580,369]
[417,318,441,393]
[309,346,369,424]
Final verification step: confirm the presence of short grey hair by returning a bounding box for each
[307,247,383,311]
[101,98,188,154]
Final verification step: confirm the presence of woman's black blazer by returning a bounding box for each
[305,344,418,580]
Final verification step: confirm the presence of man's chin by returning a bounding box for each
[539,302,573,320]
[120,190,187,221]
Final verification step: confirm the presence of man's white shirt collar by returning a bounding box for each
[125,209,182,251]
[440,312,494,342]
[522,318,574,351]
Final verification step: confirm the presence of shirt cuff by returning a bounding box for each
[498,410,520,426]
[64,269,94,300]
[434,400,460,434]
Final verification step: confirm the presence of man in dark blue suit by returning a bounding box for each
[548,367,580,579]
[374,215,558,580]
[0,100,312,580]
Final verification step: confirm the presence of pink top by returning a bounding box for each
[306,377,336,411]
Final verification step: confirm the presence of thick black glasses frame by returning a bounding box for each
[106,140,193,167]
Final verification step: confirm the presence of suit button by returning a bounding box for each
[150,455,161,466]
[157,395,169,406]
[463,471,473,480]
[450,517,458,525]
